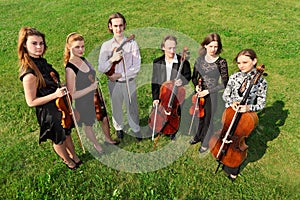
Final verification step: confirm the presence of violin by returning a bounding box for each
[51,72,85,153]
[50,72,73,129]
[88,74,107,121]
[148,47,189,135]
[189,78,205,118]
[209,64,265,171]
[105,34,135,76]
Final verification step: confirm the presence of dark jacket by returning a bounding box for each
[151,54,191,100]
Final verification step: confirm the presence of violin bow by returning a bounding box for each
[121,57,132,104]
[152,104,158,140]
[188,96,199,135]
[188,79,202,135]
[65,90,86,154]
[50,72,85,153]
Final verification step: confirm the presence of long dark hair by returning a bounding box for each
[18,27,47,88]
[199,33,223,56]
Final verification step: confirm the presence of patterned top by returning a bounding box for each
[222,68,268,112]
[192,54,229,94]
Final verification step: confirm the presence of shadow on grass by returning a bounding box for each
[241,100,289,171]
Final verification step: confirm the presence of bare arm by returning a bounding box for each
[22,73,65,107]
[65,67,97,99]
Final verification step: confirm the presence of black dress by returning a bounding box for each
[20,57,70,145]
[66,57,107,126]
[191,54,228,147]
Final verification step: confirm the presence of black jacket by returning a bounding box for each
[151,54,191,100]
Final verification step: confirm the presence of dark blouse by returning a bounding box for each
[192,54,229,94]
[20,57,69,144]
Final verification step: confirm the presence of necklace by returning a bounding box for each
[205,54,219,63]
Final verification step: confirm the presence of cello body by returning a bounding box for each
[148,47,189,136]
[209,107,258,167]
[148,80,186,134]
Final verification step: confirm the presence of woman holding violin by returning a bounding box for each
[18,27,81,170]
[64,33,119,155]
[190,33,229,153]
[218,48,267,180]
[151,35,191,140]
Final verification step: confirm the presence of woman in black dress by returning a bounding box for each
[64,32,119,155]
[18,27,81,170]
[190,33,229,153]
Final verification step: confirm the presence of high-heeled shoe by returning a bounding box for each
[71,158,83,167]
[104,140,120,145]
[64,160,77,170]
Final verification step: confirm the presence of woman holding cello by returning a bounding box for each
[212,48,267,180]
[150,35,191,140]
[189,33,229,153]
[18,27,81,170]
[64,33,119,155]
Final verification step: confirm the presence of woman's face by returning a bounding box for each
[237,55,257,73]
[69,40,85,57]
[25,35,45,58]
[204,41,218,57]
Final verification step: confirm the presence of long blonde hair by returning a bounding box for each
[63,32,84,66]
[18,27,47,88]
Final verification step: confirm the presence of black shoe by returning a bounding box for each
[189,138,200,145]
[70,158,82,168]
[117,130,124,139]
[199,146,208,153]
[64,161,77,170]
[170,134,176,141]
[134,131,142,141]
[104,140,120,145]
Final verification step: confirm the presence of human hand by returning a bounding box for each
[89,81,98,91]
[109,50,123,63]
[153,100,159,107]
[197,89,209,97]
[231,102,249,113]
[55,87,67,98]
[175,79,183,86]
[108,73,122,82]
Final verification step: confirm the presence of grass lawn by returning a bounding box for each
[0,0,299,199]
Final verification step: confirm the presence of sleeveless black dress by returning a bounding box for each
[66,57,107,126]
[20,57,70,144]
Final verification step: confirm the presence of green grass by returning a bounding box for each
[1,0,300,199]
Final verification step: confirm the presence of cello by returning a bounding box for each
[209,64,265,172]
[148,47,189,137]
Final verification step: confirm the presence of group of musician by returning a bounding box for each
[18,12,267,180]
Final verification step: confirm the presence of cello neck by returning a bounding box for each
[240,64,265,105]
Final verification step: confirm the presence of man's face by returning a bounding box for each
[109,18,125,37]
